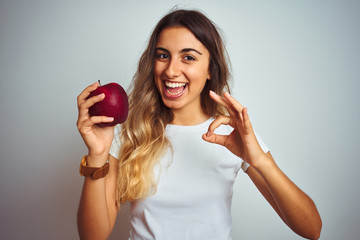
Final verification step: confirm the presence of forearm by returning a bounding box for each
[253,155,322,239]
[78,177,112,239]
[77,155,113,240]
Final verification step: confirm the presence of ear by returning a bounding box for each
[207,61,211,80]
[207,72,211,80]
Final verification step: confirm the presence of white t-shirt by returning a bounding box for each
[109,118,269,240]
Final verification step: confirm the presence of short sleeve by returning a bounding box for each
[241,131,270,172]
[109,124,122,159]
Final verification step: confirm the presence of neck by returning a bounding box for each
[170,108,210,126]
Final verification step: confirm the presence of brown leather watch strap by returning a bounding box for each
[79,156,109,179]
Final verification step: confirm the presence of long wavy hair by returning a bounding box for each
[116,9,231,205]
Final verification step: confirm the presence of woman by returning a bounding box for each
[76,9,322,240]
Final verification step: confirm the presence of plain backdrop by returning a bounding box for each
[1,0,359,239]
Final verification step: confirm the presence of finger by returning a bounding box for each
[242,107,253,134]
[90,116,114,125]
[223,92,244,118]
[202,132,229,146]
[205,115,231,137]
[77,82,99,107]
[77,93,106,124]
[77,94,107,127]
[209,91,236,116]
[78,116,114,133]
[79,93,105,113]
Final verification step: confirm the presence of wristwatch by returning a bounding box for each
[79,155,109,179]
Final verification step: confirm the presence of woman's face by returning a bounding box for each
[154,26,211,116]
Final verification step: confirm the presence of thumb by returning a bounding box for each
[202,132,228,146]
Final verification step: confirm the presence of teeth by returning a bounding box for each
[165,81,186,88]
[166,88,184,95]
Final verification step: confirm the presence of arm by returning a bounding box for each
[76,82,120,239]
[77,154,119,239]
[246,152,322,240]
[202,91,322,239]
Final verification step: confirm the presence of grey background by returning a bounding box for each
[0,0,359,239]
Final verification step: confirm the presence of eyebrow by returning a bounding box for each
[155,47,203,55]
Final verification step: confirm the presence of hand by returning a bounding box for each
[202,91,267,166]
[76,82,115,163]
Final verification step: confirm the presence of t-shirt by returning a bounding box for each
[109,118,269,240]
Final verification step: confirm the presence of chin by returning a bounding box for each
[161,99,184,110]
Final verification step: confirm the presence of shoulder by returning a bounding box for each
[109,124,123,159]
[113,124,122,143]
[114,124,122,135]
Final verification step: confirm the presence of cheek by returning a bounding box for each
[154,65,162,91]
[154,62,167,81]
[154,63,160,78]
[189,64,210,83]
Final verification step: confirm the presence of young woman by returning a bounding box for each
[76,9,322,240]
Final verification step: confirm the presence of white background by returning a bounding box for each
[0,0,359,239]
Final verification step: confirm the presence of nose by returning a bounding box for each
[164,58,181,79]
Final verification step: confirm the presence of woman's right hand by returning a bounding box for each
[76,82,115,166]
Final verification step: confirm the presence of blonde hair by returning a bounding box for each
[116,9,230,205]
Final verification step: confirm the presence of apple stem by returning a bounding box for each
[98,80,101,86]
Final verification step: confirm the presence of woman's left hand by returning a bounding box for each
[202,91,267,166]
[203,91,323,239]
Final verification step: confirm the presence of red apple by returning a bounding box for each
[87,80,129,127]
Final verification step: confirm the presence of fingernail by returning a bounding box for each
[206,131,212,137]
[98,93,105,98]
[108,117,114,121]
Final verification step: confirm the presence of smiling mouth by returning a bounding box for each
[164,81,187,97]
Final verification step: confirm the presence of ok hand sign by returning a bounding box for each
[202,91,268,167]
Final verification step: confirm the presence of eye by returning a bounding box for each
[184,55,196,61]
[156,53,169,60]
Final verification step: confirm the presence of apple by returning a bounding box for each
[87,80,129,127]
